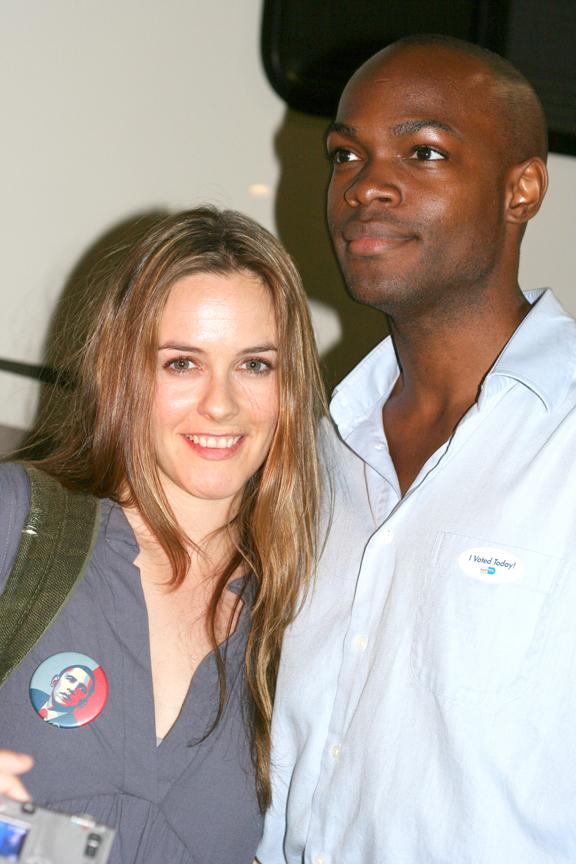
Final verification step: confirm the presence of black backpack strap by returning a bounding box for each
[0,464,100,687]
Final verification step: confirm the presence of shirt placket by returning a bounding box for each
[304,494,398,864]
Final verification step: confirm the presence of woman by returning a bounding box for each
[0,207,326,863]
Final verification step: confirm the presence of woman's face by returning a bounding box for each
[151,270,279,515]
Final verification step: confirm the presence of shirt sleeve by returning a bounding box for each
[0,462,30,594]
[256,765,291,863]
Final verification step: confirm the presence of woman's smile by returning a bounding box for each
[182,432,244,459]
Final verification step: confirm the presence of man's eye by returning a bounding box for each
[165,357,196,373]
[410,145,446,161]
[328,147,360,165]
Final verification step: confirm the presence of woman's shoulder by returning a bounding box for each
[0,462,31,592]
[0,461,31,517]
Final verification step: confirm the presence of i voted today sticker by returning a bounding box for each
[458,547,524,584]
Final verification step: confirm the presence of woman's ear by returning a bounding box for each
[506,157,549,225]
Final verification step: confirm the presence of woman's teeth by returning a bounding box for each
[186,435,241,449]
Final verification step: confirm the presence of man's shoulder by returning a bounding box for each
[318,417,372,507]
[30,688,48,711]
[315,418,375,583]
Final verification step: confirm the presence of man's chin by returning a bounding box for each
[344,277,403,312]
[52,700,74,712]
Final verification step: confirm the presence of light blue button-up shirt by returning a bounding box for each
[258,289,576,864]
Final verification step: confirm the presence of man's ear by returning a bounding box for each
[506,157,548,225]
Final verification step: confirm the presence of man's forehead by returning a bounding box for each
[65,666,89,681]
[336,47,501,136]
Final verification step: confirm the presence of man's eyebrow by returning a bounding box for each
[391,119,461,138]
[326,119,461,141]
[325,121,357,139]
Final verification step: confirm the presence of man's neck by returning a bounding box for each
[40,699,66,720]
[388,287,530,415]
[382,287,531,495]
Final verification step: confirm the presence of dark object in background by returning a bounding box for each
[262,0,576,156]
[0,358,67,388]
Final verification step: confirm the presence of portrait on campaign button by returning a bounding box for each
[29,651,108,728]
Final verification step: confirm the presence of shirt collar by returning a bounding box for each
[330,335,398,440]
[101,498,139,562]
[331,289,576,438]
[486,289,576,412]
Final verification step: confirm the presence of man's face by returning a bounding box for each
[50,666,92,710]
[326,45,514,318]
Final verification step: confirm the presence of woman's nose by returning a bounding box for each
[196,374,239,422]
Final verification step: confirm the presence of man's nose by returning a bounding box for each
[197,373,240,422]
[343,160,402,208]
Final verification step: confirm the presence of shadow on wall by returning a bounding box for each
[11,115,387,457]
[19,211,168,458]
[273,106,387,391]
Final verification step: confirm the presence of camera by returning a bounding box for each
[0,795,115,863]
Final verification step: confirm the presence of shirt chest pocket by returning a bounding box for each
[410,532,563,702]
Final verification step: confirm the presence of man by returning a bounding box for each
[30,664,96,727]
[258,35,576,863]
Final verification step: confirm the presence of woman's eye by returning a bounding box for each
[410,145,446,161]
[328,147,360,165]
[165,357,197,373]
[240,358,271,374]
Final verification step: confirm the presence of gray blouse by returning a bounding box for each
[0,463,263,864]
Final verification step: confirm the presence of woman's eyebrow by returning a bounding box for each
[158,343,278,353]
[238,345,278,354]
[158,343,203,352]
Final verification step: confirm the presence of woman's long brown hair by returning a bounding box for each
[24,207,327,809]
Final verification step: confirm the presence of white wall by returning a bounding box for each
[0,0,286,429]
[0,0,574,431]
[520,153,575,294]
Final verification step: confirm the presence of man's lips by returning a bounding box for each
[342,221,417,256]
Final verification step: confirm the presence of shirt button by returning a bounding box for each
[375,442,385,451]
[313,856,326,864]
[330,743,342,760]
[353,634,368,651]
[382,526,394,544]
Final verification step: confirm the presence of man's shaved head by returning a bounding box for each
[368,34,548,165]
